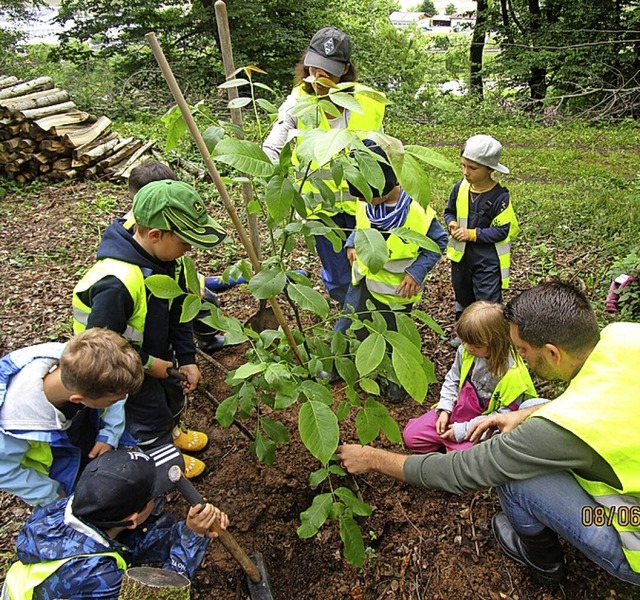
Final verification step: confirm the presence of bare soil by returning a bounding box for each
[0,180,638,600]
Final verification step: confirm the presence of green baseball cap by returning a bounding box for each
[132,180,226,249]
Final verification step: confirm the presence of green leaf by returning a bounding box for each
[355,151,385,196]
[334,487,372,516]
[213,138,275,178]
[405,145,458,172]
[265,174,295,223]
[412,309,445,335]
[328,91,364,114]
[261,417,290,444]
[380,415,402,443]
[250,430,276,465]
[343,163,372,201]
[314,128,356,167]
[215,395,238,427]
[145,274,184,299]
[228,97,252,109]
[300,380,333,405]
[339,513,366,567]
[248,269,286,299]
[336,400,351,421]
[218,78,250,89]
[232,362,267,381]
[395,313,422,350]
[328,464,346,476]
[331,161,344,188]
[393,153,433,211]
[390,342,427,403]
[389,227,442,253]
[355,332,386,376]
[180,294,201,323]
[182,256,201,295]
[264,363,291,385]
[359,377,380,395]
[354,229,388,274]
[298,401,339,465]
[355,404,381,445]
[256,98,278,114]
[297,493,333,538]
[160,105,187,153]
[309,468,329,488]
[202,125,225,154]
[288,283,329,318]
[335,356,357,387]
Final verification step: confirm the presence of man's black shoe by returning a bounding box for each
[492,512,565,585]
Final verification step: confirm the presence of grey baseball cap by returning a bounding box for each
[304,27,352,77]
[462,134,510,174]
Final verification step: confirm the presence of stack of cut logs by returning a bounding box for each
[0,75,155,184]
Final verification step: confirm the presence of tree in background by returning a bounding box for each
[475,0,640,118]
[0,0,44,65]
[417,0,436,15]
[445,3,456,15]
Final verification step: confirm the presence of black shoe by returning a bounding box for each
[385,381,406,403]
[197,333,226,353]
[492,512,565,585]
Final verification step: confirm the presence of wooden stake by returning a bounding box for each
[145,32,303,364]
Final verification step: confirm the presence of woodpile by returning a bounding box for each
[0,75,154,184]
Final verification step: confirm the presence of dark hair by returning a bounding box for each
[504,281,600,356]
[456,301,514,377]
[128,160,178,195]
[293,57,358,95]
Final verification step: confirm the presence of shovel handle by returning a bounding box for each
[168,466,261,584]
[167,367,187,382]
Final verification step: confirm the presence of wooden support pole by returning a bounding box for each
[145,32,304,364]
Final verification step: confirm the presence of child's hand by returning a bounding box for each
[440,426,456,441]
[88,441,113,459]
[436,411,450,434]
[186,503,229,538]
[448,221,459,233]
[179,364,201,393]
[396,273,420,298]
[451,227,471,242]
[147,357,174,379]
[346,247,357,264]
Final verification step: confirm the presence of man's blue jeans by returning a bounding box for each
[498,471,640,585]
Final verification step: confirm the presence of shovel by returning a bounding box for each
[168,465,274,600]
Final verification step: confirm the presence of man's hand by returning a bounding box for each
[346,247,357,264]
[337,444,408,481]
[396,273,420,298]
[88,441,113,459]
[466,406,541,443]
[187,503,229,538]
[179,364,201,393]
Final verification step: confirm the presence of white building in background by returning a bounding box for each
[389,11,431,31]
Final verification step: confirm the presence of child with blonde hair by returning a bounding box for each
[403,301,537,453]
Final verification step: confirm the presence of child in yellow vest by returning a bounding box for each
[444,135,520,344]
[403,301,538,452]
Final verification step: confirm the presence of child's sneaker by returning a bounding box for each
[182,453,206,479]
[172,425,208,452]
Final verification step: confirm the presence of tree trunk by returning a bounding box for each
[527,0,547,102]
[469,0,488,98]
[117,567,190,600]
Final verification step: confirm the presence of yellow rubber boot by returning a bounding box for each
[172,425,208,452]
[182,453,206,479]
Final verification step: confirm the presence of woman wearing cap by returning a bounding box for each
[444,134,521,340]
[263,27,387,307]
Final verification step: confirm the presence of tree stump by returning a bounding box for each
[117,567,190,600]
